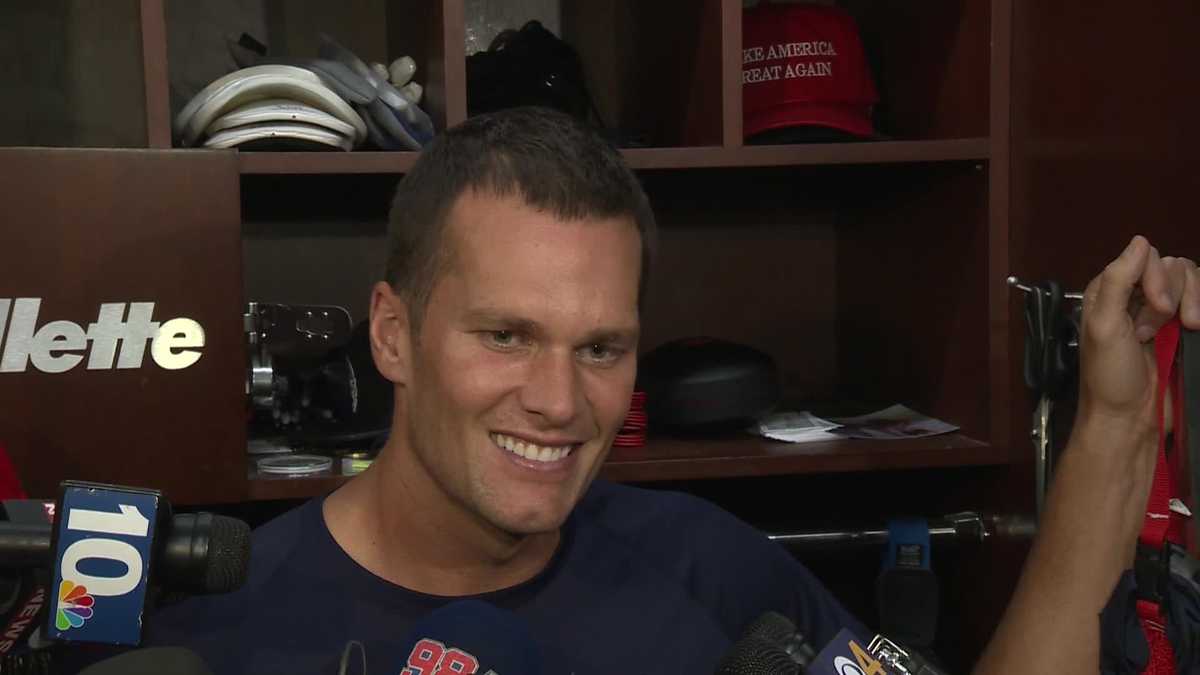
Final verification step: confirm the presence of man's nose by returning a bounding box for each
[518,347,583,427]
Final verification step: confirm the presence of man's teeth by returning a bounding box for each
[491,433,574,462]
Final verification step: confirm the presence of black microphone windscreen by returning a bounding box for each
[203,514,250,593]
[77,647,214,675]
[715,636,802,675]
[742,611,797,643]
[738,611,816,668]
[160,513,250,594]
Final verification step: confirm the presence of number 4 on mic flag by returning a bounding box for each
[807,628,893,675]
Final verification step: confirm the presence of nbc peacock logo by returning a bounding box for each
[55,580,95,630]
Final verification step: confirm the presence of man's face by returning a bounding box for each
[401,190,641,536]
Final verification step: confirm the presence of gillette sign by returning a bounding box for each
[0,299,204,374]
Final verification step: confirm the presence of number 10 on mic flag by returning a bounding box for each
[45,481,162,646]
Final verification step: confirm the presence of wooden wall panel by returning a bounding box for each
[1010,0,1200,290]
[836,164,992,439]
[639,168,840,403]
[0,149,245,504]
[1008,0,1200,521]
[0,2,147,148]
[843,0,990,139]
[563,0,724,147]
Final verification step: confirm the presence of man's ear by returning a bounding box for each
[369,281,414,384]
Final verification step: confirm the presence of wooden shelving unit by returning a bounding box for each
[2,0,1018,505]
[8,0,1200,668]
[218,0,1013,506]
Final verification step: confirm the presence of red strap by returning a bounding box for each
[1137,317,1186,675]
[1168,360,1187,545]
[1138,597,1177,675]
[1141,317,1184,548]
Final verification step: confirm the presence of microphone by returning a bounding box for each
[394,599,544,675]
[741,611,817,668]
[0,499,55,657]
[76,646,214,674]
[719,612,950,675]
[0,481,250,649]
[805,628,892,675]
[806,627,949,675]
[716,610,816,675]
[0,507,250,594]
[154,512,252,595]
[714,636,801,675]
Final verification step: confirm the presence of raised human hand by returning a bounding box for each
[1078,235,1200,434]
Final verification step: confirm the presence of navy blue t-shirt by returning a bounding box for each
[145,480,865,674]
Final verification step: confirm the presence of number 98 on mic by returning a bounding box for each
[45,481,163,646]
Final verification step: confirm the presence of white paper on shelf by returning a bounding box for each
[829,404,959,439]
[751,411,843,443]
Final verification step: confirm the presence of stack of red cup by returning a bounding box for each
[614,390,647,448]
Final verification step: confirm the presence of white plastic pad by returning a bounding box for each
[202,121,354,151]
[175,65,366,146]
[207,98,358,139]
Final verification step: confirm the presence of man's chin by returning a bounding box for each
[483,478,589,533]
[496,512,569,537]
[485,501,573,537]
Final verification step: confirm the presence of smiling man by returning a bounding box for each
[141,107,1200,675]
[142,107,865,674]
[326,181,645,594]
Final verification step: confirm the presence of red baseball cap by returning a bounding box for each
[742,2,879,140]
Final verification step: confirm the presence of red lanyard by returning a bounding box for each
[1141,317,1187,550]
[1136,317,1187,675]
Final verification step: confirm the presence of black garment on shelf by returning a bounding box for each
[467,21,599,126]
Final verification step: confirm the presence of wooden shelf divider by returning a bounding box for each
[720,0,743,148]
[236,139,989,175]
[621,140,988,169]
[238,151,421,175]
[139,0,172,148]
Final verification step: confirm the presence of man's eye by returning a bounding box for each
[580,343,624,364]
[484,330,524,349]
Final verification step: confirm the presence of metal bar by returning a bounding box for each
[0,523,52,569]
[1034,397,1053,517]
[765,513,1036,551]
[769,526,958,547]
[1006,275,1085,300]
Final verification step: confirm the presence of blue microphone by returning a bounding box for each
[395,599,544,675]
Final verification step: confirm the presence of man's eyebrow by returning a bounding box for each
[461,308,541,333]
[463,308,638,343]
[583,327,640,345]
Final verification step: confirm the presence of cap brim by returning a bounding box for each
[746,102,877,140]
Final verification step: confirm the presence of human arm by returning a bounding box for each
[973,236,1200,675]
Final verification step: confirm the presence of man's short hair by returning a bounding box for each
[384,106,657,333]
